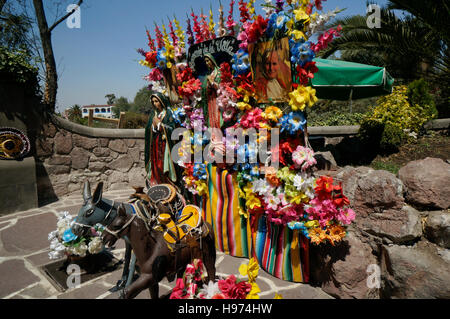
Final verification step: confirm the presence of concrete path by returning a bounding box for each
[0,188,333,299]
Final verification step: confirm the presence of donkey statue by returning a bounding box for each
[71,180,216,299]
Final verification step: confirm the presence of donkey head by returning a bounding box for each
[72,180,106,236]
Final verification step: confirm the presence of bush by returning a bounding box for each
[407,78,438,121]
[380,122,406,153]
[308,112,366,126]
[119,112,149,129]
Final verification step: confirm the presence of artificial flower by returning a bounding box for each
[288,85,318,111]
[262,106,283,122]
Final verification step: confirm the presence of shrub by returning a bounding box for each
[380,122,406,153]
[119,112,149,129]
[407,78,438,122]
[308,112,366,126]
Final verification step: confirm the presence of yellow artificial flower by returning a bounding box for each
[291,29,307,41]
[304,220,319,228]
[139,60,152,68]
[309,227,327,245]
[243,182,253,196]
[247,0,256,19]
[237,101,252,111]
[238,207,248,218]
[173,17,185,48]
[289,192,308,205]
[262,106,283,122]
[166,61,172,69]
[294,8,310,23]
[288,86,318,111]
[246,195,261,210]
[239,257,259,283]
[274,293,283,299]
[195,180,208,196]
[209,8,216,35]
[246,282,261,299]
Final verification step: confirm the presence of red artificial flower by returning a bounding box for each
[314,176,335,200]
[154,24,164,50]
[238,0,251,25]
[145,51,157,65]
[146,29,156,51]
[227,0,236,36]
[170,278,189,299]
[191,11,203,44]
[178,78,202,98]
[220,62,233,84]
[247,15,268,43]
[177,67,194,83]
[296,61,318,86]
[332,182,350,208]
[235,73,255,97]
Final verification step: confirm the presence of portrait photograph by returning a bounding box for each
[248,37,292,103]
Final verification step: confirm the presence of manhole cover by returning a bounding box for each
[40,250,122,292]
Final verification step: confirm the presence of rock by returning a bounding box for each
[128,167,146,187]
[337,167,404,213]
[41,122,57,138]
[45,164,71,175]
[125,139,136,148]
[107,154,133,173]
[88,161,106,173]
[72,134,98,150]
[359,205,422,244]
[314,151,338,171]
[398,157,450,210]
[109,139,128,154]
[310,231,380,299]
[128,148,141,163]
[380,241,450,298]
[93,147,110,158]
[48,155,71,166]
[35,137,53,158]
[70,147,91,170]
[424,210,450,249]
[54,131,73,155]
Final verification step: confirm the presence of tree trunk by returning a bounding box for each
[32,0,58,112]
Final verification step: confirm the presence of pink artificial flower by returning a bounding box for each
[292,146,317,171]
[170,278,189,299]
[336,208,355,225]
[148,68,163,81]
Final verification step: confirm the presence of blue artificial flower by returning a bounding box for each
[172,107,185,125]
[193,163,207,180]
[279,111,306,135]
[249,164,260,178]
[265,12,278,38]
[232,49,250,76]
[291,41,315,67]
[236,144,248,163]
[247,141,258,163]
[156,48,167,70]
[62,228,78,243]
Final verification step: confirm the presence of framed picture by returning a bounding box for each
[248,37,292,103]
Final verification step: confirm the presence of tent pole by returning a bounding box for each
[349,88,353,114]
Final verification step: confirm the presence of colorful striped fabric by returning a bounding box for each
[203,164,310,283]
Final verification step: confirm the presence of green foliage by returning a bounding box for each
[308,112,365,126]
[119,112,149,129]
[407,78,438,121]
[112,96,131,118]
[380,122,406,153]
[370,160,401,175]
[132,87,154,114]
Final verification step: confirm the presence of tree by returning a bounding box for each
[112,96,131,118]
[321,6,445,82]
[105,93,116,105]
[67,104,82,121]
[32,0,83,112]
[132,86,154,114]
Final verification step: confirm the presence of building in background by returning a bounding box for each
[81,105,115,118]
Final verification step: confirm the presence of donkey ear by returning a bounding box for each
[118,203,127,217]
[83,180,92,201]
[92,182,104,205]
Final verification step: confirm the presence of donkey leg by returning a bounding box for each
[110,242,132,292]
[203,240,217,282]
[122,273,154,299]
[148,283,159,299]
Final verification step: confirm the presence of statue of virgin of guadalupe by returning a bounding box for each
[201,53,225,158]
[144,92,180,187]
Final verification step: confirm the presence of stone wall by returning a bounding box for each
[35,116,147,203]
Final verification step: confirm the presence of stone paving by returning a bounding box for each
[0,188,333,299]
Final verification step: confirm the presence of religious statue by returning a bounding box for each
[144,92,180,187]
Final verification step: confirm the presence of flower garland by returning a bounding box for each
[48,212,104,259]
[170,258,280,299]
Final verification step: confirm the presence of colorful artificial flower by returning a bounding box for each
[288,85,318,111]
[292,145,316,170]
[227,0,237,36]
[262,106,283,122]
[186,16,194,46]
[238,0,251,25]
[232,49,250,76]
[279,111,307,135]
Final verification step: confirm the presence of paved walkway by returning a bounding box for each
[0,188,332,299]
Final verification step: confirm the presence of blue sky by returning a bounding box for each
[50,0,387,112]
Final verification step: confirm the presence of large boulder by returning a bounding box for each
[334,167,419,244]
[310,231,380,299]
[423,210,450,249]
[381,240,450,298]
[398,157,450,210]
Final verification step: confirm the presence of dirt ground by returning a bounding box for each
[370,132,450,173]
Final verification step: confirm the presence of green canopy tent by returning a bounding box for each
[310,58,395,112]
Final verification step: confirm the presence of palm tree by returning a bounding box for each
[67,104,82,122]
[321,5,444,82]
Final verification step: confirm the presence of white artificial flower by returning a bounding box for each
[251,179,274,196]
[198,281,221,299]
[48,230,58,241]
[88,237,103,254]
